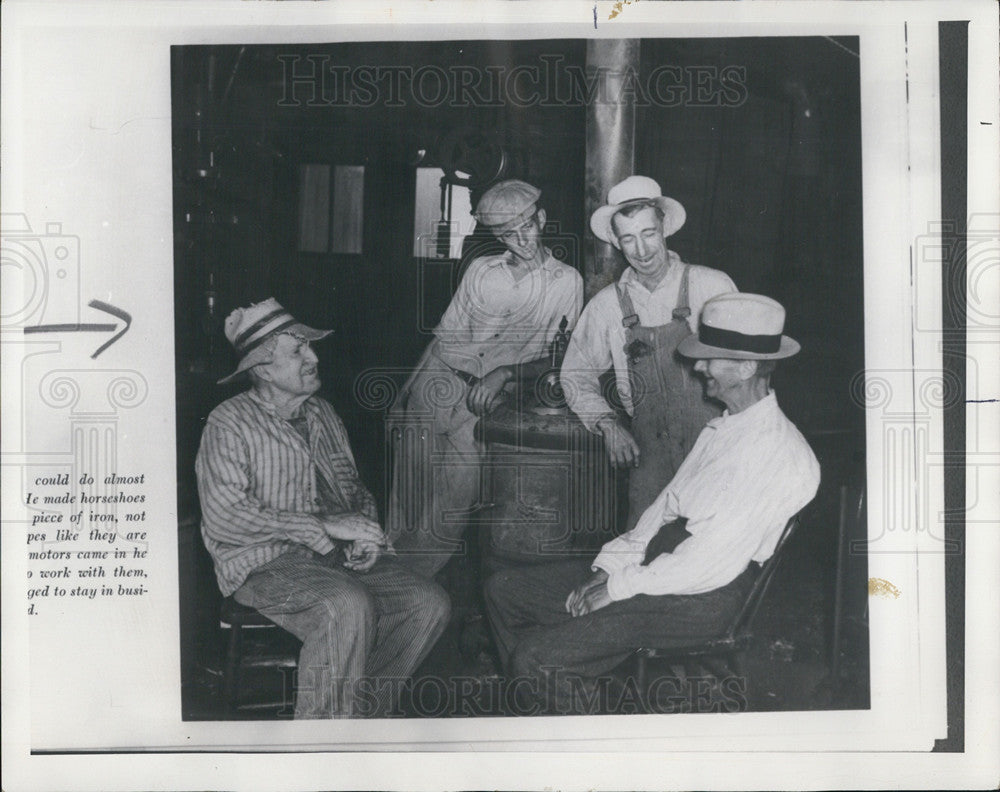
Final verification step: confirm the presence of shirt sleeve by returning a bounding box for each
[559,269,584,331]
[591,485,680,575]
[560,293,617,432]
[603,433,820,600]
[353,485,380,523]
[434,259,477,358]
[196,422,333,553]
[318,403,381,524]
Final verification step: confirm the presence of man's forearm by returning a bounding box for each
[511,356,556,383]
[352,485,380,522]
[201,495,332,553]
[594,413,620,435]
[560,368,617,432]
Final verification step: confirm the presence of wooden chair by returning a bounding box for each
[219,597,300,716]
[633,513,802,709]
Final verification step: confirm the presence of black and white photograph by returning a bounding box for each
[2,1,998,789]
[173,37,869,721]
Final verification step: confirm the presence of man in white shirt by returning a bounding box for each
[486,293,820,714]
[388,180,583,577]
[561,176,736,531]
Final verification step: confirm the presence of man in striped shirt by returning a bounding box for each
[196,298,450,719]
[485,294,820,714]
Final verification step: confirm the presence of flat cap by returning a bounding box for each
[474,179,541,233]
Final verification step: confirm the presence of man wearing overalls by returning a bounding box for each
[561,176,736,531]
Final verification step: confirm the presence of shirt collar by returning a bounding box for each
[540,249,560,271]
[247,388,315,421]
[705,390,780,431]
[494,248,558,272]
[618,249,682,292]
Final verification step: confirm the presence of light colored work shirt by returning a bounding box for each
[434,250,583,379]
[560,253,736,430]
[196,390,378,596]
[592,391,820,600]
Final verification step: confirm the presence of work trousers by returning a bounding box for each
[233,547,450,718]
[484,559,755,715]
[387,354,483,578]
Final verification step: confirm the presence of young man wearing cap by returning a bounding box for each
[388,179,582,578]
[486,293,820,714]
[561,175,737,532]
[196,298,450,719]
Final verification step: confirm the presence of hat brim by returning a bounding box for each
[217,324,332,384]
[477,203,538,234]
[677,333,800,360]
[590,196,686,247]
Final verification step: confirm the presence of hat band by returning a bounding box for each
[698,323,781,354]
[483,205,537,233]
[234,309,297,354]
[615,197,659,212]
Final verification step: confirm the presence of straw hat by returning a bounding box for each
[218,298,331,384]
[677,293,800,360]
[589,175,686,247]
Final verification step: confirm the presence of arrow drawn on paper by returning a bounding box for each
[24,300,132,358]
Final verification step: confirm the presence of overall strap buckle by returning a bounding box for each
[672,263,692,321]
[615,283,641,331]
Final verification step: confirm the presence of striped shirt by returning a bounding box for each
[592,391,820,599]
[195,389,378,596]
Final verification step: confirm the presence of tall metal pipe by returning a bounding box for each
[584,39,639,299]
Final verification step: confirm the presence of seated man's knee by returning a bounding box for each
[419,580,451,628]
[323,582,377,635]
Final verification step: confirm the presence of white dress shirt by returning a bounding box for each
[560,253,736,430]
[592,391,821,600]
[434,250,582,379]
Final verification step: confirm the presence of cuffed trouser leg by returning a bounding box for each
[234,549,450,718]
[351,555,451,715]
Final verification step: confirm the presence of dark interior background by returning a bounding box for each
[172,37,862,501]
[172,38,867,713]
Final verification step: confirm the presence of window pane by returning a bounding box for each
[413,167,474,259]
[297,164,330,253]
[331,165,364,254]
